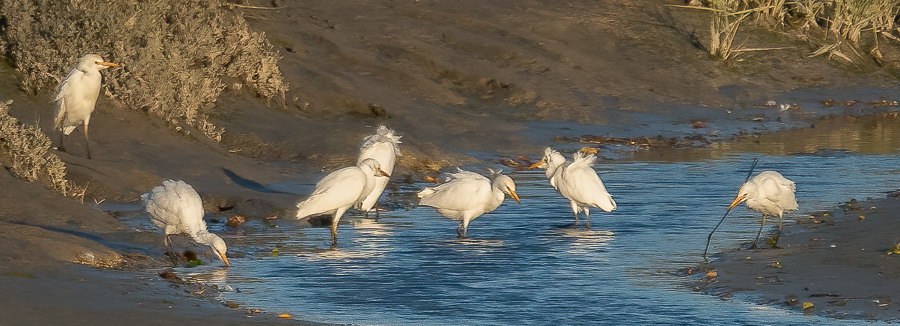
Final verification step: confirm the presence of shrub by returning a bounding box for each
[0,0,288,141]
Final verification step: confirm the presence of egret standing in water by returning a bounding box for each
[530,147,617,222]
[418,168,520,238]
[727,170,798,248]
[355,125,402,216]
[53,54,118,159]
[296,159,390,244]
[142,180,230,267]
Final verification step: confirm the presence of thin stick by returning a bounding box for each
[703,158,759,261]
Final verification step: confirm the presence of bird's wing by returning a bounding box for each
[296,167,365,217]
[418,171,491,211]
[52,69,81,129]
[142,180,205,234]
[757,172,798,211]
[559,161,616,211]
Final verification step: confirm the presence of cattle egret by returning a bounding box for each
[355,125,402,215]
[53,53,118,159]
[728,170,798,248]
[296,158,390,244]
[142,180,230,267]
[530,147,616,222]
[418,168,520,238]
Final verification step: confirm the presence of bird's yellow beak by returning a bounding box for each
[98,61,119,67]
[376,168,390,178]
[527,158,545,169]
[216,251,231,267]
[508,188,521,204]
[728,194,748,211]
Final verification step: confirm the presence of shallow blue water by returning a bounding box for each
[164,151,900,325]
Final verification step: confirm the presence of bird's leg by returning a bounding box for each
[460,218,471,239]
[58,131,67,153]
[772,215,784,249]
[570,201,580,223]
[83,123,92,159]
[164,235,178,266]
[752,215,767,249]
[456,223,463,238]
[330,222,339,246]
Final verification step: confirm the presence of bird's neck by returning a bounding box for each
[191,231,218,246]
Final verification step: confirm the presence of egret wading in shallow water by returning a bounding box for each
[53,54,118,159]
[727,170,798,249]
[530,147,617,223]
[418,168,520,238]
[355,125,402,216]
[296,158,390,244]
[142,180,230,267]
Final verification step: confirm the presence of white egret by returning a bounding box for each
[142,180,230,267]
[530,147,617,222]
[418,168,520,238]
[355,125,402,215]
[53,53,118,159]
[728,170,798,248]
[296,158,390,244]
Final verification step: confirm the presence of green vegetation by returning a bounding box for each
[0,0,288,142]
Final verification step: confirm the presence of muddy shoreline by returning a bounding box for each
[1,0,899,324]
[695,194,900,321]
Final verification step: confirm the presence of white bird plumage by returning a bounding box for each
[296,158,390,244]
[418,168,520,238]
[355,125,402,214]
[532,147,616,221]
[729,170,798,248]
[53,53,118,159]
[142,180,230,266]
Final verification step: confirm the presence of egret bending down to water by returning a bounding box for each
[53,54,118,159]
[142,180,230,267]
[296,159,390,244]
[530,147,616,222]
[355,126,402,215]
[728,170,798,248]
[418,168,520,238]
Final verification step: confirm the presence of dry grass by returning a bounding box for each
[0,0,288,142]
[0,100,85,197]
[675,0,899,65]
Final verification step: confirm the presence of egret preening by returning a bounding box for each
[296,158,390,244]
[530,147,617,222]
[355,125,402,215]
[704,168,798,260]
[418,168,520,238]
[142,180,230,267]
[53,54,118,159]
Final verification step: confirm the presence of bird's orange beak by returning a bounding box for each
[527,158,546,169]
[98,61,119,67]
[376,168,390,178]
[728,194,748,211]
[508,189,521,204]
[216,251,231,267]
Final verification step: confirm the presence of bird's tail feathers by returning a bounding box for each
[572,151,597,165]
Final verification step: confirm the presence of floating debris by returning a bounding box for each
[278,314,293,319]
[802,302,814,310]
[227,215,247,228]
